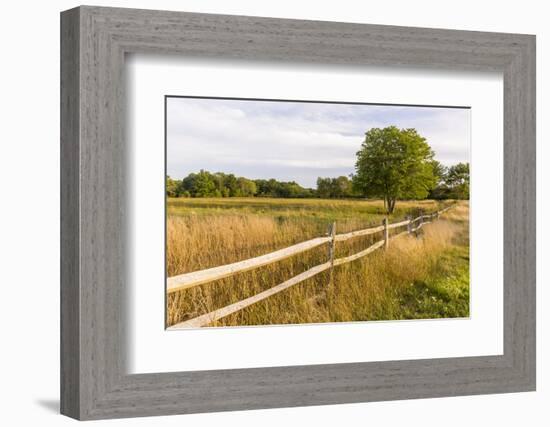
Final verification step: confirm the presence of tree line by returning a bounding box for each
[167,162,468,201]
[166,170,359,199]
[166,170,317,199]
[167,126,469,212]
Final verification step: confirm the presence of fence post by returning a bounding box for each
[383,217,389,249]
[407,215,412,234]
[328,222,336,286]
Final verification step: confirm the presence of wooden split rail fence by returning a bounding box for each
[167,204,455,329]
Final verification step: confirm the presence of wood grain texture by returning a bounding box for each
[335,224,385,241]
[60,5,536,420]
[60,7,80,419]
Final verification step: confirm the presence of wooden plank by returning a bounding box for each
[171,239,388,329]
[411,215,423,223]
[383,218,389,249]
[410,221,431,233]
[333,240,385,266]
[168,207,453,294]
[334,224,385,241]
[387,219,410,230]
[167,236,331,293]
[169,261,333,328]
[328,222,336,287]
[60,8,81,419]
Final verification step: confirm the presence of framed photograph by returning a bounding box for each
[164,96,470,330]
[61,6,536,420]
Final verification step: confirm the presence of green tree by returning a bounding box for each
[236,177,257,197]
[430,160,447,185]
[334,176,353,198]
[427,160,449,199]
[445,162,470,199]
[166,176,181,197]
[181,169,217,197]
[316,177,332,198]
[427,162,470,200]
[317,176,353,198]
[174,170,316,199]
[220,173,238,196]
[353,126,437,214]
[213,172,227,194]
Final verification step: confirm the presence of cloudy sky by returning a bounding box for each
[167,97,470,189]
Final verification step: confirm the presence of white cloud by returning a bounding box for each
[167,98,470,188]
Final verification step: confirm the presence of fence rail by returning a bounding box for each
[167,236,331,293]
[168,204,455,329]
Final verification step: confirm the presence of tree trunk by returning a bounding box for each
[387,198,396,214]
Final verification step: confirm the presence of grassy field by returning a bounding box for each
[166,197,469,327]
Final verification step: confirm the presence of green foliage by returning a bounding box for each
[428,162,470,200]
[316,176,354,198]
[430,160,446,184]
[397,247,470,319]
[445,163,470,199]
[193,170,217,197]
[254,178,315,198]
[236,177,257,197]
[166,176,181,197]
[353,126,437,213]
[167,171,315,199]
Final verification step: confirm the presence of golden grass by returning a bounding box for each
[166,199,469,327]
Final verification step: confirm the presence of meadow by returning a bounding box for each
[166,197,470,327]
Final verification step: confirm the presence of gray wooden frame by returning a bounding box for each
[60,5,536,420]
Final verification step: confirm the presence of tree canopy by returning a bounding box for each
[428,162,470,200]
[316,176,354,198]
[167,170,315,199]
[352,126,438,213]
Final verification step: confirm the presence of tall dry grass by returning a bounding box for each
[166,200,469,327]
